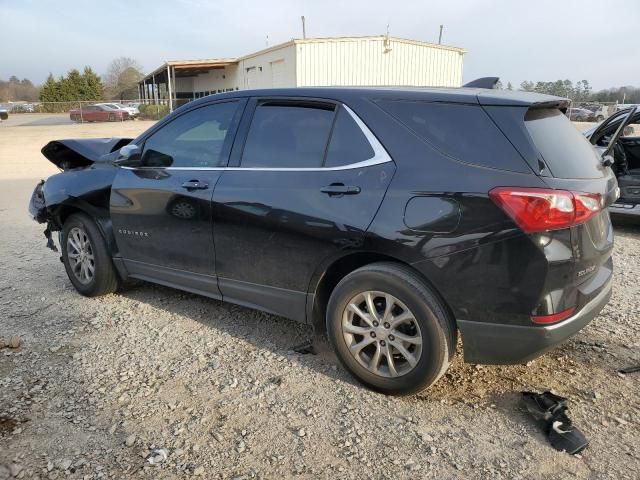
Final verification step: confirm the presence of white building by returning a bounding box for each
[139,36,466,110]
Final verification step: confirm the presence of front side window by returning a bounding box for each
[241,102,335,168]
[141,101,238,168]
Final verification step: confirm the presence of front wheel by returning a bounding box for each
[326,262,456,395]
[61,213,119,296]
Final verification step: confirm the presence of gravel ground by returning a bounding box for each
[1,118,639,479]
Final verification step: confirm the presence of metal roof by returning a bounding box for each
[140,35,465,83]
[141,58,239,82]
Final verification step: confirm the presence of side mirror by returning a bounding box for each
[116,144,142,166]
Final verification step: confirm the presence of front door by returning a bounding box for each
[212,99,395,321]
[111,99,244,297]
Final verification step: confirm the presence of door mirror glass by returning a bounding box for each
[116,144,142,166]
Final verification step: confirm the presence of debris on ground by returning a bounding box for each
[146,448,168,465]
[522,391,589,455]
[617,364,640,374]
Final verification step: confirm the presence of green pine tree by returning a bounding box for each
[82,66,104,100]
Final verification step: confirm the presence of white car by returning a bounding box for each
[96,103,139,119]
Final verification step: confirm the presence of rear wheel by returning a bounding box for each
[61,213,119,296]
[326,262,455,395]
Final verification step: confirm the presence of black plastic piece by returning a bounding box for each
[522,391,589,455]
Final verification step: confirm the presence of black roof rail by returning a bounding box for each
[463,77,500,89]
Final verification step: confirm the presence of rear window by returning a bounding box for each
[376,100,527,172]
[524,108,603,179]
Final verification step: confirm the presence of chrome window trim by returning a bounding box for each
[122,104,392,172]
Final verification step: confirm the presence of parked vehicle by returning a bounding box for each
[30,86,615,395]
[69,104,129,122]
[584,107,640,219]
[568,107,595,122]
[580,103,611,122]
[120,103,141,118]
[96,102,139,118]
[9,103,35,113]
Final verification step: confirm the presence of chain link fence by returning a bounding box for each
[0,99,172,121]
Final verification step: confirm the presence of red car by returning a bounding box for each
[69,104,128,122]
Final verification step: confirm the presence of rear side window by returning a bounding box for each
[242,103,334,168]
[525,108,603,179]
[325,107,375,167]
[376,100,526,172]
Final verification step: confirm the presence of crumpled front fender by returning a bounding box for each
[28,165,118,254]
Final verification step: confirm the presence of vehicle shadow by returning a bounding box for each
[116,277,631,406]
[116,280,363,389]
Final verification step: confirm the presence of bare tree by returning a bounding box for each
[103,57,144,100]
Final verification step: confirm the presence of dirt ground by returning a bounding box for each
[0,115,639,479]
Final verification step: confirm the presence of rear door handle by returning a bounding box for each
[181,180,209,190]
[320,183,361,196]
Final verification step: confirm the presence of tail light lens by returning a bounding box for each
[489,187,602,233]
[531,306,576,325]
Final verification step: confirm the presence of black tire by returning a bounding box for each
[326,262,455,395]
[61,213,119,297]
[596,115,604,122]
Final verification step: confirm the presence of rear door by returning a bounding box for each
[211,98,395,322]
[111,99,244,297]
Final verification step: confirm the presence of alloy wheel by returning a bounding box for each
[341,291,422,378]
[67,226,95,285]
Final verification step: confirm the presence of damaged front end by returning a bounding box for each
[29,180,59,252]
[28,137,131,254]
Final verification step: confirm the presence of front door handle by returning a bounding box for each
[320,183,361,196]
[181,180,209,190]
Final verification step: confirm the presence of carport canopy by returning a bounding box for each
[138,58,238,112]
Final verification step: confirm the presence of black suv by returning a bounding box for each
[29,87,615,395]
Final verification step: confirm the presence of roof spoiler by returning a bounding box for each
[463,77,500,89]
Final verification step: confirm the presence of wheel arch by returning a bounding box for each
[307,251,457,346]
[52,203,119,257]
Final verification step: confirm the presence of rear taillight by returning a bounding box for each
[531,306,576,325]
[489,187,602,233]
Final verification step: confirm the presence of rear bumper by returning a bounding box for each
[609,203,640,219]
[458,276,612,364]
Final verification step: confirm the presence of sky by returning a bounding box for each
[1,0,639,91]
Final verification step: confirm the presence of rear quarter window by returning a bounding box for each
[524,108,603,179]
[376,100,529,172]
